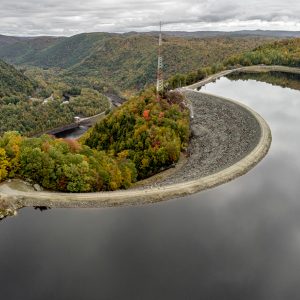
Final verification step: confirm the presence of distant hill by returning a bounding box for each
[149,30,300,38]
[0,59,35,97]
[0,34,28,46]
[0,36,65,65]
[167,38,300,89]
[0,31,284,67]
[226,38,300,67]
[0,33,113,67]
[24,32,116,68]
[0,31,283,91]
[67,34,277,90]
[230,30,300,38]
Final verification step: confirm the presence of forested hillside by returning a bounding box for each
[167,38,300,89]
[0,60,110,136]
[68,34,277,90]
[153,30,300,38]
[0,32,277,92]
[85,89,190,179]
[0,59,36,97]
[0,88,109,136]
[0,90,189,191]
[0,34,26,46]
[0,33,112,68]
[226,38,300,67]
[0,36,64,65]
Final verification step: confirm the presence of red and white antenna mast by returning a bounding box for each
[156,22,163,100]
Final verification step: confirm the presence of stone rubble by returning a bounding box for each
[139,90,261,188]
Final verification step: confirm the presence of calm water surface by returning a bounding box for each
[1,72,300,300]
[54,125,89,139]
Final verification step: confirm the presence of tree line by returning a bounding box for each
[0,132,136,192]
[166,38,300,89]
[0,88,110,136]
[84,89,190,179]
[0,90,190,192]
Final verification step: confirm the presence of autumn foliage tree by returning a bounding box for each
[85,89,190,179]
[0,89,190,191]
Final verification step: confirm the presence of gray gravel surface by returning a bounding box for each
[143,90,261,187]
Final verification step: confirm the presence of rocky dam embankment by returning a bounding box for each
[141,89,262,188]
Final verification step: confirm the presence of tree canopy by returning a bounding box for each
[85,89,190,179]
[0,90,190,191]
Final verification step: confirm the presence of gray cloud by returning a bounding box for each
[0,0,299,36]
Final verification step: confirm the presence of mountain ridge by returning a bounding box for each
[0,59,35,97]
[0,31,287,91]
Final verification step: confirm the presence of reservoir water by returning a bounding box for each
[1,72,300,299]
[54,125,89,139]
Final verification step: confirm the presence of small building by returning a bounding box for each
[74,116,81,123]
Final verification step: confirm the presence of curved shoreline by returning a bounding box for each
[0,90,272,209]
[149,90,262,188]
[186,65,300,90]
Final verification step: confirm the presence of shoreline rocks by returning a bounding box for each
[142,90,261,187]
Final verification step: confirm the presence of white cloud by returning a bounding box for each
[0,0,299,36]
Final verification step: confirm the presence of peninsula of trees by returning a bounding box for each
[0,90,190,192]
[1,35,299,193]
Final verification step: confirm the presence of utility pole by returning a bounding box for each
[156,22,163,101]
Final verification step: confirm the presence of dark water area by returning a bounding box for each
[1,72,300,299]
[54,125,89,139]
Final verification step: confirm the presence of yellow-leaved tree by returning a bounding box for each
[0,148,9,181]
[0,132,22,177]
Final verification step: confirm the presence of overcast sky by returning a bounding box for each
[1,0,300,36]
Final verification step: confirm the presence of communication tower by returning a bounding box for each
[156,22,163,100]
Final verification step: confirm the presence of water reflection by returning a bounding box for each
[33,206,51,212]
[1,72,300,299]
[54,125,88,139]
[227,71,300,91]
